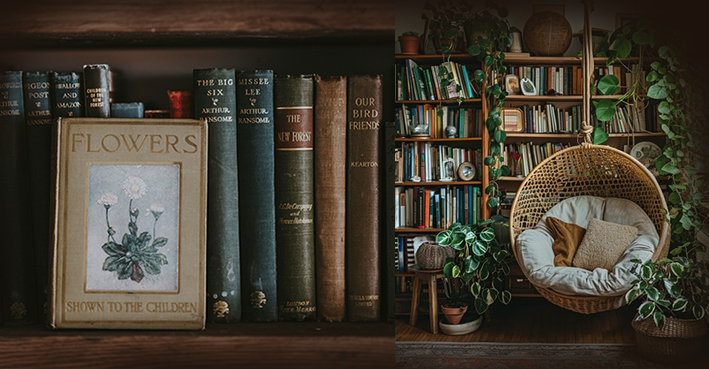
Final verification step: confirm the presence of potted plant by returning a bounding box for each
[398,31,420,55]
[435,218,513,334]
[422,0,466,54]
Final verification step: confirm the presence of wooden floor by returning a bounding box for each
[396,297,638,343]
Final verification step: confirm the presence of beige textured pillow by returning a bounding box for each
[572,218,638,271]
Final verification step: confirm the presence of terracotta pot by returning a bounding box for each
[441,303,467,325]
[631,314,708,364]
[398,35,420,55]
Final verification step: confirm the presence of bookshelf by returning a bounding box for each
[0,1,394,368]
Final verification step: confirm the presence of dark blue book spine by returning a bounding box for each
[110,102,144,118]
[193,68,241,323]
[51,72,82,118]
[23,71,53,320]
[83,64,110,118]
[236,70,277,322]
[0,71,37,325]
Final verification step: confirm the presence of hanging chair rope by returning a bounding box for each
[581,0,594,145]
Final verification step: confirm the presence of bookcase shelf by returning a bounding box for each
[395,181,482,186]
[395,228,445,234]
[395,98,482,104]
[395,137,482,142]
[1,1,395,367]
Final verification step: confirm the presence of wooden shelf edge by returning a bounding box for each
[395,137,482,142]
[395,181,481,186]
[395,228,444,233]
[504,132,664,138]
[395,99,482,104]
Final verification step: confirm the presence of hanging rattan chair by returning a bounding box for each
[507,1,671,314]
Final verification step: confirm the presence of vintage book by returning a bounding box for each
[145,110,171,118]
[236,70,277,322]
[346,74,382,322]
[193,68,241,323]
[0,71,38,325]
[83,64,110,118]
[51,72,83,118]
[111,102,144,118]
[49,117,207,329]
[313,75,347,322]
[23,71,54,320]
[274,74,316,321]
[168,90,194,119]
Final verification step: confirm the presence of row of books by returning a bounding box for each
[511,103,583,134]
[591,102,655,133]
[503,64,638,96]
[395,142,482,183]
[396,59,477,101]
[395,185,481,230]
[395,104,482,138]
[0,67,383,325]
[502,142,571,178]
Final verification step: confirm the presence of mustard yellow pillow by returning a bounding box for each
[572,218,638,271]
[545,217,586,267]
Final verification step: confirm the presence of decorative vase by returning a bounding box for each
[415,241,455,270]
[445,124,457,138]
[632,314,708,364]
[398,35,420,55]
[523,11,572,56]
[441,303,467,325]
[509,27,523,53]
[439,313,483,335]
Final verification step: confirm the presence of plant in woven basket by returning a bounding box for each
[436,218,513,315]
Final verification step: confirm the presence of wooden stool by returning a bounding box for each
[409,267,444,334]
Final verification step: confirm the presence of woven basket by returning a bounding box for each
[632,315,708,364]
[510,145,670,314]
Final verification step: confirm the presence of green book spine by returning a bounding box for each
[51,71,82,118]
[274,74,316,321]
[0,71,37,325]
[236,70,277,322]
[23,71,53,320]
[193,68,241,323]
[346,74,383,322]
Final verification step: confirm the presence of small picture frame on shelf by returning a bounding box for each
[520,77,537,96]
[505,74,521,95]
[49,117,207,330]
[441,158,456,182]
[502,108,525,132]
[457,162,476,181]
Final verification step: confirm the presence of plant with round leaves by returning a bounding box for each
[625,256,709,329]
[436,219,513,315]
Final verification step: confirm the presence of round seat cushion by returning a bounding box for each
[515,195,659,297]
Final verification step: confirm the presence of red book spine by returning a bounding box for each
[168,90,194,118]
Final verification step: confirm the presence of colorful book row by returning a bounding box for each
[396,59,476,101]
[395,104,482,138]
[395,185,481,230]
[395,142,481,184]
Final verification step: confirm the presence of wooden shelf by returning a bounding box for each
[395,54,644,65]
[498,176,525,182]
[395,137,482,142]
[395,181,481,186]
[0,322,393,369]
[395,228,444,233]
[395,99,482,104]
[505,94,624,101]
[504,132,665,139]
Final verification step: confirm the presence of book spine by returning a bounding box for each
[144,110,170,118]
[51,72,83,118]
[313,75,347,322]
[274,74,316,321]
[23,71,54,320]
[0,71,37,325]
[236,70,277,322]
[346,74,382,322]
[83,64,110,118]
[110,102,144,118]
[193,68,241,323]
[168,90,194,119]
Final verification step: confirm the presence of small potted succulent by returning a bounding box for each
[398,31,420,55]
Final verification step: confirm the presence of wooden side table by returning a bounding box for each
[408,267,444,334]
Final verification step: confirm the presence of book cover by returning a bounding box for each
[193,68,241,323]
[346,74,382,322]
[274,74,316,321]
[111,102,144,118]
[313,75,347,322]
[49,118,207,330]
[83,64,110,118]
[0,71,37,325]
[23,71,54,320]
[236,70,277,322]
[168,90,194,119]
[51,72,83,118]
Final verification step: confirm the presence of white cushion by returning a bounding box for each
[516,195,659,297]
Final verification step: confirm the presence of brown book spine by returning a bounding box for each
[314,75,347,322]
[346,74,382,322]
[144,110,170,118]
[168,90,194,118]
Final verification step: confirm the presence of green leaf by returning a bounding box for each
[612,37,632,59]
[594,100,616,122]
[597,74,619,95]
[500,290,512,305]
[474,297,488,315]
[102,255,121,271]
[500,165,510,177]
[450,231,466,250]
[632,29,652,45]
[479,227,495,242]
[592,126,609,145]
[152,237,168,248]
[471,282,482,297]
[625,286,640,303]
[128,221,138,236]
[443,261,455,279]
[487,197,500,209]
[680,214,692,230]
[646,287,660,301]
[485,288,499,304]
[641,265,653,279]
[494,130,507,143]
[464,255,479,273]
[472,240,488,256]
[468,45,481,56]
[484,156,494,166]
[653,310,665,329]
[143,256,161,275]
[102,241,125,257]
[117,261,132,280]
[692,304,706,320]
[436,230,452,246]
[484,55,493,67]
[672,298,688,311]
[465,231,477,244]
[485,184,496,195]
[451,265,461,278]
[647,84,668,99]
[122,233,136,252]
[646,71,658,82]
[668,192,681,205]
[670,262,685,278]
[474,69,485,83]
[639,301,655,319]
[660,162,680,175]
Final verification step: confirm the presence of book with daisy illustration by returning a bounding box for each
[49,117,207,330]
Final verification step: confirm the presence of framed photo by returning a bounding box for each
[505,74,521,95]
[502,108,525,132]
[49,117,207,330]
[441,158,456,182]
